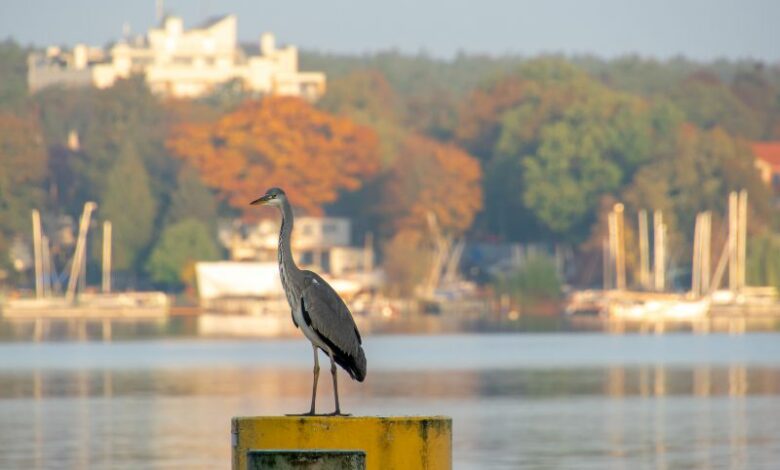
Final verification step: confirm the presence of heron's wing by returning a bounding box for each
[300,271,366,381]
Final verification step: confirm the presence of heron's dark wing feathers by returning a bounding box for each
[301,271,367,381]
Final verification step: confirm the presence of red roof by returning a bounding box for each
[753,142,780,169]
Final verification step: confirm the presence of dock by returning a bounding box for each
[1,292,169,341]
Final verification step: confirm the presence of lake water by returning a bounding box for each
[1,333,779,469]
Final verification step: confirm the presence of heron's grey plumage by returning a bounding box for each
[251,187,366,414]
[300,271,367,381]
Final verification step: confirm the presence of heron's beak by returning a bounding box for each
[250,195,269,205]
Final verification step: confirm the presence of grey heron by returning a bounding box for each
[251,187,367,416]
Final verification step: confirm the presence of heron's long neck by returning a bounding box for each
[278,201,299,275]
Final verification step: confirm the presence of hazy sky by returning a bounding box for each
[1,0,778,61]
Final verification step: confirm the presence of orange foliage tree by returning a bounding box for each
[384,134,483,235]
[167,96,380,215]
[380,134,482,294]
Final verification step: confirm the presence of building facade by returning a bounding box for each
[28,15,325,99]
[221,217,374,277]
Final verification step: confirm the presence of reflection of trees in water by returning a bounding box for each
[2,364,779,469]
[604,364,756,469]
[3,365,779,400]
[600,364,768,397]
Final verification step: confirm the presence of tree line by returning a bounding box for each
[1,38,780,293]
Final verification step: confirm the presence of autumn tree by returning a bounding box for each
[455,59,589,161]
[381,230,432,296]
[167,96,380,215]
[383,134,482,235]
[455,75,529,160]
[380,134,483,294]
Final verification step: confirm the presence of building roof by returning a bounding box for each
[196,14,233,30]
[753,142,780,170]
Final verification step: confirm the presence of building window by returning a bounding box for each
[321,251,331,272]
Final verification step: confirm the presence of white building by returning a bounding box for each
[222,217,373,277]
[28,15,326,100]
[195,217,380,317]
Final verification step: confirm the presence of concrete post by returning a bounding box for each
[232,416,452,470]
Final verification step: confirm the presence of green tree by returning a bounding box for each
[0,114,47,231]
[166,165,219,231]
[621,125,770,265]
[100,143,156,271]
[319,69,402,123]
[730,65,780,139]
[670,71,763,139]
[0,39,28,112]
[747,233,780,290]
[146,218,220,288]
[494,254,562,306]
[474,61,679,241]
[0,114,47,269]
[34,77,172,214]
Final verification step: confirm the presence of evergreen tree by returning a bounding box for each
[146,218,220,288]
[100,143,156,272]
[167,165,219,231]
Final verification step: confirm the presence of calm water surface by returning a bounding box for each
[1,333,779,469]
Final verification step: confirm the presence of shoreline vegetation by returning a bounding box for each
[2,40,780,316]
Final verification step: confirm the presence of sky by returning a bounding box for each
[1,0,778,62]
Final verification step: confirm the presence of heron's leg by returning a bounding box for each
[327,351,349,416]
[308,344,320,415]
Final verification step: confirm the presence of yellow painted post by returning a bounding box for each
[232,416,452,470]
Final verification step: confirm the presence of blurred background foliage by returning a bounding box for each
[493,254,563,308]
[2,37,780,292]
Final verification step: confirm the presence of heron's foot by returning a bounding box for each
[326,411,351,416]
[285,411,317,416]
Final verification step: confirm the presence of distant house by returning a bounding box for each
[28,14,325,100]
[752,142,780,192]
[221,217,374,277]
[197,217,378,307]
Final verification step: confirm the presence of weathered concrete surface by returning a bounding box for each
[247,450,365,469]
[232,416,452,470]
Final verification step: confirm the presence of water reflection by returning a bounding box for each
[5,365,780,401]
[0,337,779,469]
